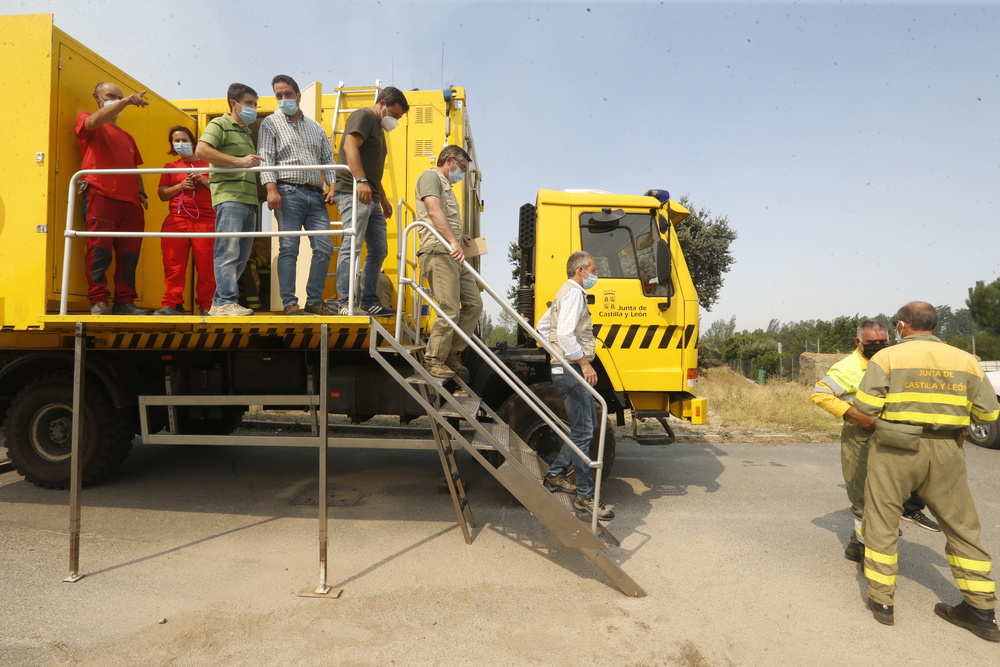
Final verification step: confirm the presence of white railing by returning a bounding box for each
[60,164,365,315]
[394,219,609,534]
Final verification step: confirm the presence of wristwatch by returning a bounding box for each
[357,178,368,183]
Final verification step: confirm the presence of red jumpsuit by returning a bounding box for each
[158,159,217,312]
[75,112,145,305]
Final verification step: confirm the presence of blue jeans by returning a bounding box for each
[275,185,334,307]
[212,201,256,306]
[333,193,387,309]
[547,363,597,499]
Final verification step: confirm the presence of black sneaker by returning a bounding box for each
[112,302,151,316]
[935,601,1000,642]
[543,471,576,494]
[902,509,941,532]
[366,303,396,317]
[573,495,615,521]
[868,598,894,626]
[153,306,186,316]
[844,540,864,563]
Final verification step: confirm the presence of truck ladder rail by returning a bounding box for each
[369,320,644,597]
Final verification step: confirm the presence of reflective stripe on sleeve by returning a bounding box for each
[971,407,1000,421]
[855,391,885,409]
[819,376,846,396]
[948,555,993,573]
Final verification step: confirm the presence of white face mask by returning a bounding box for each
[380,114,398,132]
[103,98,119,108]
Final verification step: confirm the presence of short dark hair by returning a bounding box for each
[227,83,258,107]
[896,301,937,332]
[271,74,299,94]
[436,145,471,167]
[166,125,197,154]
[375,86,409,113]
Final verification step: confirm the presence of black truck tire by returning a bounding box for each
[4,373,134,488]
[968,419,1000,450]
[497,382,616,481]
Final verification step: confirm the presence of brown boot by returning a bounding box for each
[424,358,455,379]
[445,353,468,374]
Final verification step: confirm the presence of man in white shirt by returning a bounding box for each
[535,251,613,521]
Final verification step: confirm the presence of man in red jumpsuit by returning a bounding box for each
[76,82,151,315]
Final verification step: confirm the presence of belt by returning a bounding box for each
[278,181,325,195]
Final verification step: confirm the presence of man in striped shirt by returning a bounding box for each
[259,75,338,316]
[855,301,1000,641]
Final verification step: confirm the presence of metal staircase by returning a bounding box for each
[369,318,645,597]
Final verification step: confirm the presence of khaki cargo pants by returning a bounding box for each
[863,433,996,609]
[419,250,483,362]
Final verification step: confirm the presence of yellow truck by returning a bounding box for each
[0,13,704,493]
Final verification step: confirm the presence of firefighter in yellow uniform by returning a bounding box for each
[855,301,1000,641]
[811,320,938,563]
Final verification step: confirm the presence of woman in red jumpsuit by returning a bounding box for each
[154,126,216,315]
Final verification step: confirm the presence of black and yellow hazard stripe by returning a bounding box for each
[93,326,372,351]
[592,323,696,350]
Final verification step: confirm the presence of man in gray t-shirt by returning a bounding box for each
[415,145,482,379]
[333,86,408,317]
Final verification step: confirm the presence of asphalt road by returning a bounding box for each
[1,438,999,665]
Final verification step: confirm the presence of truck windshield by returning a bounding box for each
[579,212,671,297]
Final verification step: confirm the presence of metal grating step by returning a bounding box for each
[471,421,510,451]
[438,396,482,419]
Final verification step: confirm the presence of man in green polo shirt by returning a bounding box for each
[196,82,263,316]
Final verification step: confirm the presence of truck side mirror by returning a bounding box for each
[655,238,672,287]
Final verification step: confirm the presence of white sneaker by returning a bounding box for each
[208,302,253,317]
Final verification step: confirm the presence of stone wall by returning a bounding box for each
[798,352,850,386]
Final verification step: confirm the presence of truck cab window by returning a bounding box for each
[579,212,672,297]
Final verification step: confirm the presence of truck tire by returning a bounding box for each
[497,382,616,480]
[4,373,134,488]
[968,419,1000,449]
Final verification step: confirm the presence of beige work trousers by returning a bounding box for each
[419,251,483,362]
[863,434,995,609]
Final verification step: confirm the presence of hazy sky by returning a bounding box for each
[14,0,1000,330]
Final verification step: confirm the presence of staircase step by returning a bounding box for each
[376,344,426,354]
[636,434,676,446]
[471,421,510,452]
[439,396,482,419]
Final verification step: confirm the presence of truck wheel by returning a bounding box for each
[497,382,616,480]
[968,419,1000,449]
[4,373,134,488]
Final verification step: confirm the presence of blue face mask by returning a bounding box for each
[448,160,466,184]
[173,141,193,157]
[277,98,298,116]
[236,102,257,125]
[582,272,598,290]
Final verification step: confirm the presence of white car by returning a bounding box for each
[968,369,1000,449]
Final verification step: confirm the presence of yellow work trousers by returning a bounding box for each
[863,435,995,609]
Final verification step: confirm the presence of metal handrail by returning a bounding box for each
[60,164,363,315]
[394,219,608,533]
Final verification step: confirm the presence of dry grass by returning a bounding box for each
[696,366,841,435]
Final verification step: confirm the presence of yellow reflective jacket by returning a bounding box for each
[855,334,1000,430]
[811,348,867,419]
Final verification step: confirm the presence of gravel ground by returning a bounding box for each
[1,437,999,665]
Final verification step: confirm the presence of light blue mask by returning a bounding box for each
[277,98,298,116]
[448,163,466,184]
[173,141,193,157]
[583,272,598,290]
[236,103,257,125]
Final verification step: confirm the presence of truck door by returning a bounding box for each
[577,210,692,394]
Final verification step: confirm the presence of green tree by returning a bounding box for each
[966,278,1000,336]
[674,196,737,311]
[480,311,517,347]
[505,241,522,303]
